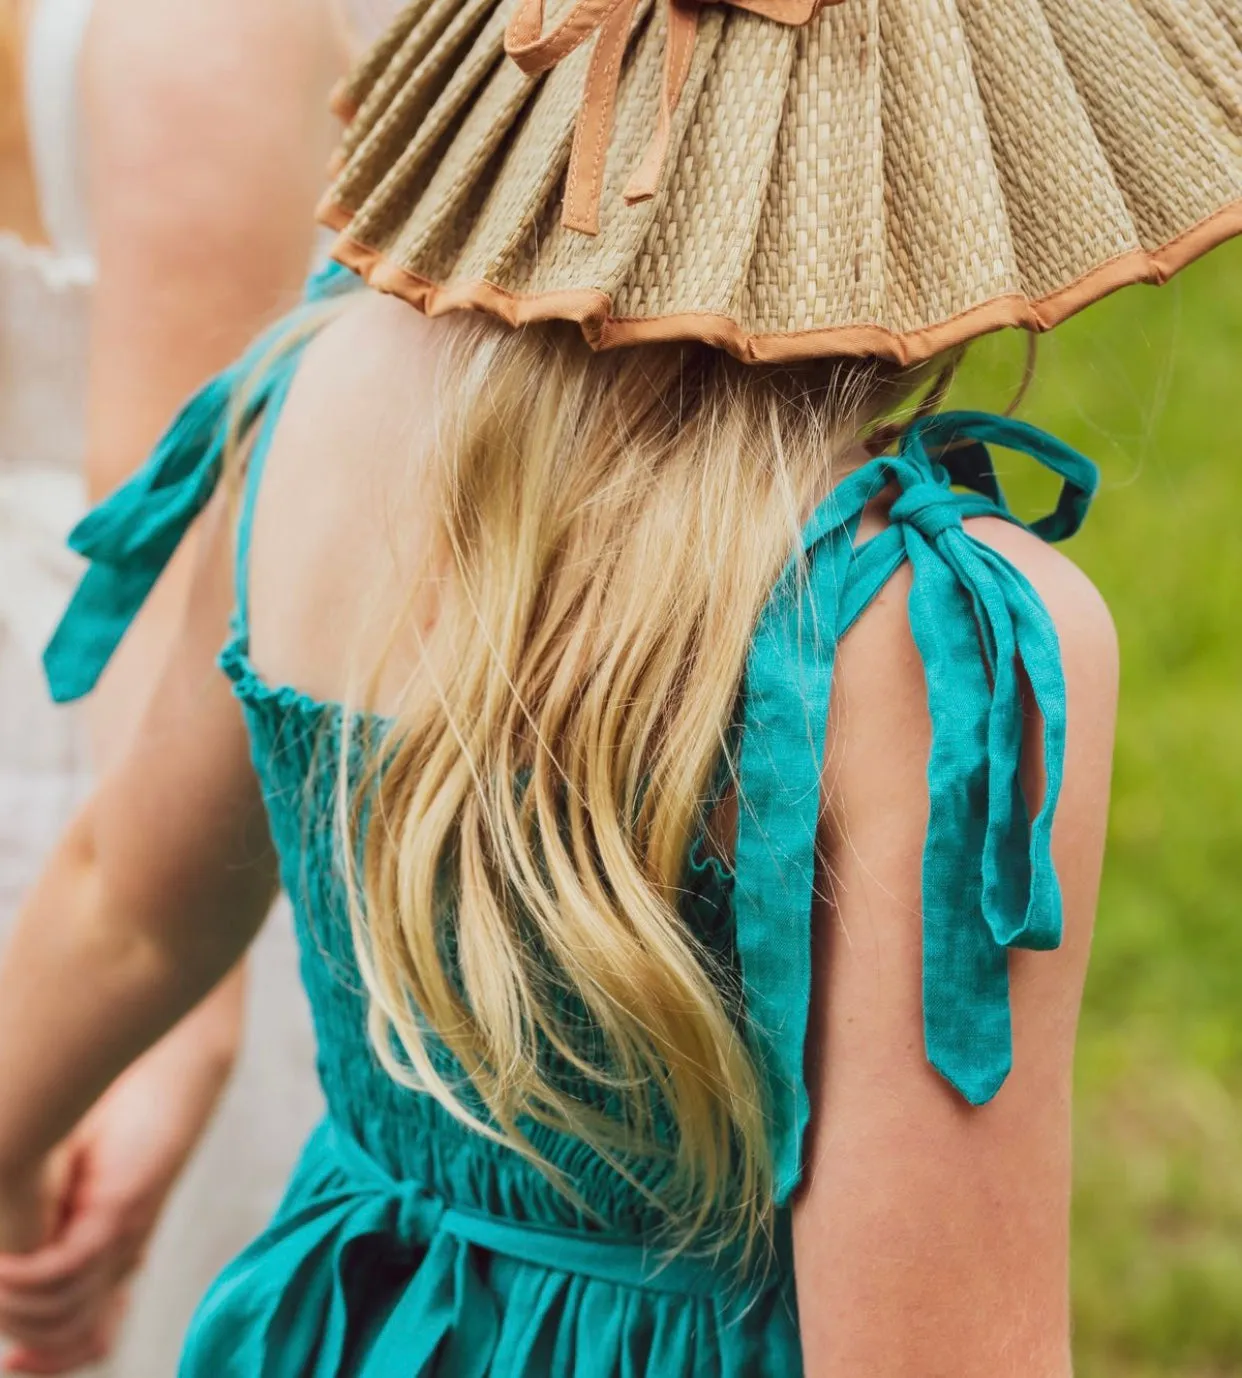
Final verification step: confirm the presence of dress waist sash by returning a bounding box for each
[325,1119,740,1298]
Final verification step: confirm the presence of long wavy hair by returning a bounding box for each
[333,316,955,1259]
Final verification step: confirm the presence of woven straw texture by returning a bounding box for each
[320,0,1242,363]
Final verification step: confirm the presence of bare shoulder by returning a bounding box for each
[261,288,449,554]
[828,515,1118,821]
[246,289,453,701]
[288,287,447,423]
[966,514,1119,690]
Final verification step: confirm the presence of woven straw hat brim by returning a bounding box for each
[318,0,1242,366]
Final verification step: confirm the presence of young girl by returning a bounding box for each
[1,0,1238,1372]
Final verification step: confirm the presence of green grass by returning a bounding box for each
[950,238,1242,1377]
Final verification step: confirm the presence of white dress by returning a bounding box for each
[0,234,92,921]
[1,0,93,946]
[5,3,342,1372]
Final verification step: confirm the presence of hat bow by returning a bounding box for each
[505,0,836,235]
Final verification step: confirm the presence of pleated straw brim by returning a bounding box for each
[318,0,1242,366]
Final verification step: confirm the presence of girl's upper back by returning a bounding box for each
[244,291,449,709]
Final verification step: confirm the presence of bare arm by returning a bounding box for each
[0,491,272,1203]
[793,518,1118,1377]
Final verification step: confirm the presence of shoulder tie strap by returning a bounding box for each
[733,411,1098,1201]
[42,264,356,704]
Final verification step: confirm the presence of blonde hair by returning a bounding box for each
[338,318,946,1259]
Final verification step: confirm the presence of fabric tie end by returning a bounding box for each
[933,1053,1011,1108]
[42,644,94,705]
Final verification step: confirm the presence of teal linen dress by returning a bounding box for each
[44,267,1099,1377]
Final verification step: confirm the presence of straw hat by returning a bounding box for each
[318,0,1242,366]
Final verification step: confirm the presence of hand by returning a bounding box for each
[0,1152,94,1374]
[0,974,241,1375]
[0,1072,185,1374]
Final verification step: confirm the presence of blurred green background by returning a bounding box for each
[951,239,1242,1378]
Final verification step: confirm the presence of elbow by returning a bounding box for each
[195,965,248,1082]
[53,808,180,987]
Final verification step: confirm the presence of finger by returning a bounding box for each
[0,1271,109,1325]
[4,1350,101,1376]
[0,1252,118,1326]
[0,1300,104,1354]
[2,1287,128,1373]
[0,1258,133,1345]
[3,1334,110,1375]
[0,1236,138,1313]
[1,1280,128,1347]
[0,1208,124,1292]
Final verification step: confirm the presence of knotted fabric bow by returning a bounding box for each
[733,411,1099,1202]
[505,0,838,234]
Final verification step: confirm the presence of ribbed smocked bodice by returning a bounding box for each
[217,640,740,1239]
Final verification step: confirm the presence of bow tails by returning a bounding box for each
[900,511,1066,1102]
[42,375,233,703]
[732,410,1099,1194]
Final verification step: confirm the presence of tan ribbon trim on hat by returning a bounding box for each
[505,0,838,235]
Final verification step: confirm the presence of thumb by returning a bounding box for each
[0,1147,75,1261]
[40,1143,83,1246]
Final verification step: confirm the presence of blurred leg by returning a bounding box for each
[0,0,45,240]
